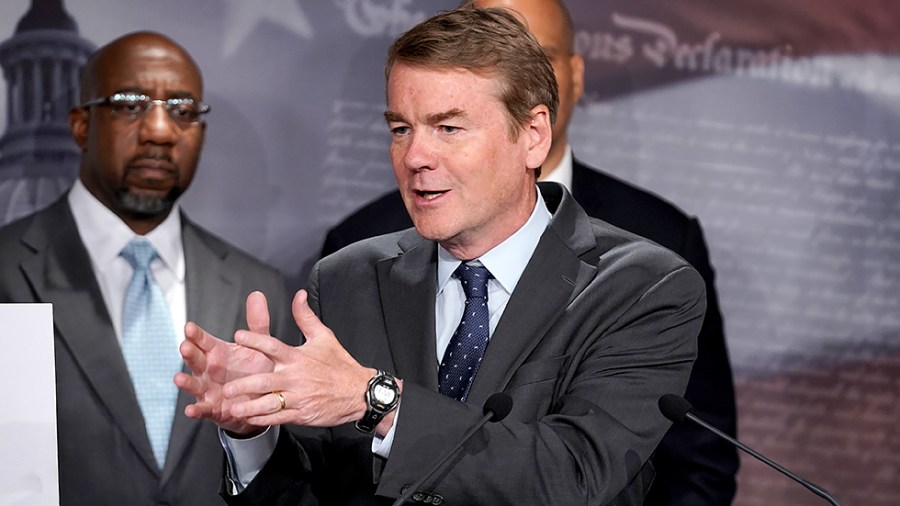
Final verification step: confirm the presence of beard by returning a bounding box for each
[115,155,184,217]
[114,187,182,217]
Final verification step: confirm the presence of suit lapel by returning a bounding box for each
[378,233,440,390]
[20,200,160,473]
[163,219,242,482]
[466,184,599,406]
[375,185,600,406]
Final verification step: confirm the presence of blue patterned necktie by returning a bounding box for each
[120,238,181,469]
[439,262,492,402]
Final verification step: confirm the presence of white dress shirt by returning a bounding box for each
[433,189,552,361]
[68,179,187,346]
[371,185,552,456]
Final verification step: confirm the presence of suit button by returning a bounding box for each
[422,492,443,504]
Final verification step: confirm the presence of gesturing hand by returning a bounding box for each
[221,289,376,429]
[174,291,275,436]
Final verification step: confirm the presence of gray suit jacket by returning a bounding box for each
[228,183,705,505]
[320,161,739,505]
[0,195,296,506]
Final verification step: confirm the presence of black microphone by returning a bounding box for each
[392,393,513,506]
[658,394,843,506]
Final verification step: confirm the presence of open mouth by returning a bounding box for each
[415,190,448,200]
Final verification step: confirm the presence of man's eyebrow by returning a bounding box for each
[384,108,466,124]
[111,86,149,95]
[384,111,406,123]
[426,108,465,124]
[166,91,197,99]
[111,87,197,100]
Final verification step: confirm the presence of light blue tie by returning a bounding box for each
[120,238,181,469]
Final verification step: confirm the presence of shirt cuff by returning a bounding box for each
[219,425,280,494]
[371,402,400,459]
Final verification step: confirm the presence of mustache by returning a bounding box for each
[126,152,175,166]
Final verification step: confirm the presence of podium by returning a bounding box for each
[0,304,58,506]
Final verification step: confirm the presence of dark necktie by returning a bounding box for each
[120,238,181,469]
[439,263,492,401]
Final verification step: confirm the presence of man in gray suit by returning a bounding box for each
[0,32,295,505]
[321,1,740,504]
[178,8,704,505]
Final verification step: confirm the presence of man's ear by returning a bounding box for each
[570,52,585,104]
[68,107,89,150]
[524,104,552,170]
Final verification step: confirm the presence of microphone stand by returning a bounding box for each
[684,411,842,506]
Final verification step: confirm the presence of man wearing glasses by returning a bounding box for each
[0,31,295,505]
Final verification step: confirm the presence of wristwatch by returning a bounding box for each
[355,370,400,433]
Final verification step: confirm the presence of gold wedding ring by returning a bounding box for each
[274,390,286,412]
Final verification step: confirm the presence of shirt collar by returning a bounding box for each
[437,185,552,295]
[68,179,185,280]
[538,144,573,193]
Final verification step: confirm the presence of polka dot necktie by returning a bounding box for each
[120,238,181,470]
[439,263,492,402]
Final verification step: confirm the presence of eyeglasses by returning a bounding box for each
[80,92,210,127]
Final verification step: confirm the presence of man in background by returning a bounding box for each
[321,1,739,504]
[0,31,295,505]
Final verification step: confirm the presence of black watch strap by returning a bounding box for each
[355,370,400,433]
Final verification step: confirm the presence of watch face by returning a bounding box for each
[373,383,397,404]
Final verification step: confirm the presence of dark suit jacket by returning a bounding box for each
[0,195,297,506]
[321,160,739,505]
[228,183,705,505]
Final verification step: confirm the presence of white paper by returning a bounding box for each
[0,304,58,506]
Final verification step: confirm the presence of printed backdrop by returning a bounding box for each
[1,1,897,504]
